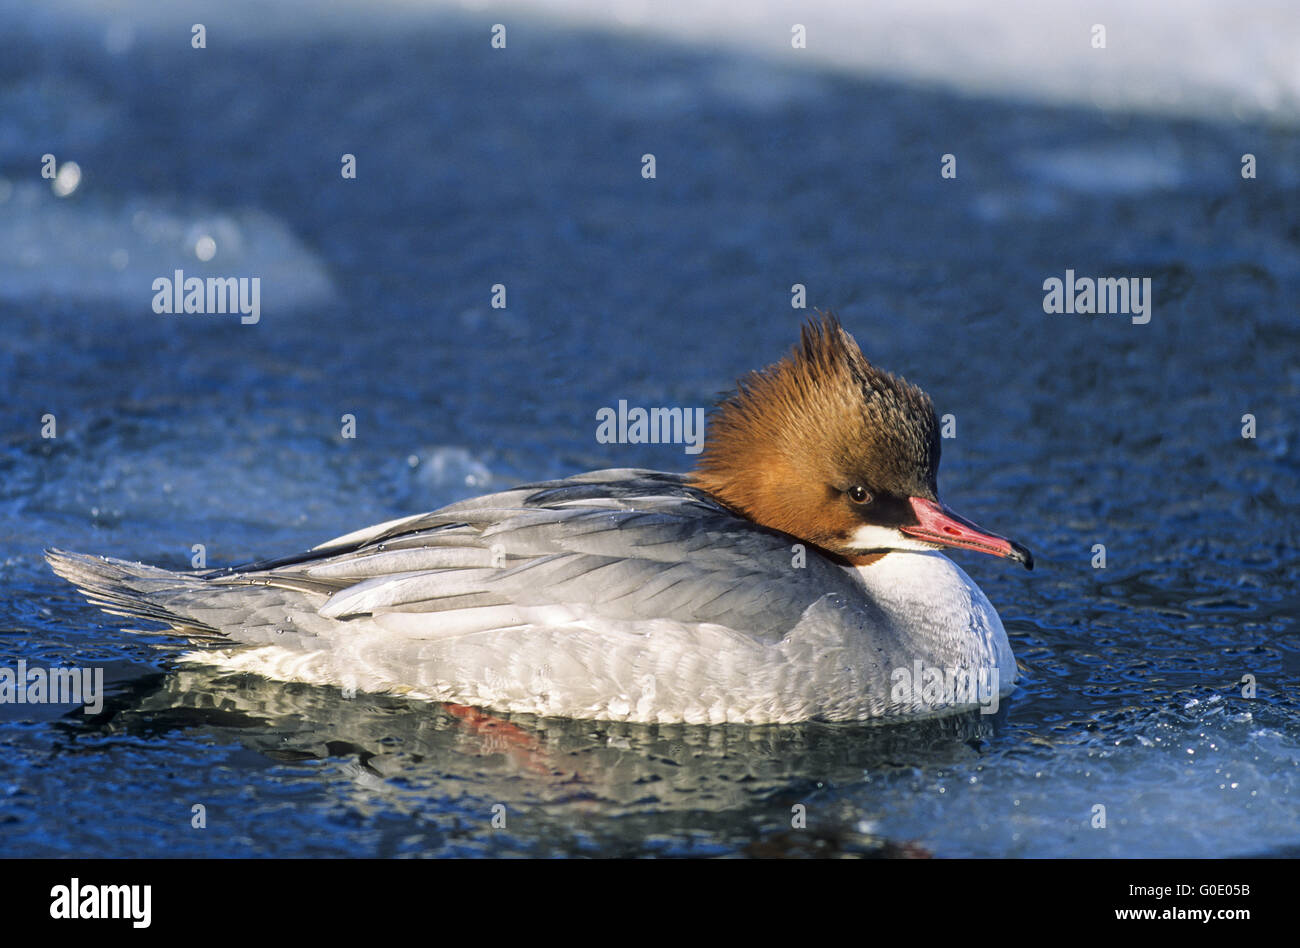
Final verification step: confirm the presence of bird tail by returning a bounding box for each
[45,549,221,636]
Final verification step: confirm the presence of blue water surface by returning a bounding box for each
[1,5,1298,857]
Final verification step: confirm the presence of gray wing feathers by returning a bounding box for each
[48,469,859,645]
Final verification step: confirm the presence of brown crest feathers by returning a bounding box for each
[690,313,940,545]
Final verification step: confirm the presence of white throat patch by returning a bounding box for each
[847,523,940,554]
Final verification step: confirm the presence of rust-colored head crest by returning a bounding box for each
[691,313,940,553]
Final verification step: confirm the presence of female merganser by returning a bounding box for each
[47,315,1032,725]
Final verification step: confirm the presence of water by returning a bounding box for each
[1,2,1298,857]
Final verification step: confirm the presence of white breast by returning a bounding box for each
[845,551,1019,714]
[854,552,1014,666]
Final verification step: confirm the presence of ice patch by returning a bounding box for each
[7,0,1298,123]
[522,0,1300,123]
[0,181,335,311]
[1016,143,1185,195]
[410,447,494,491]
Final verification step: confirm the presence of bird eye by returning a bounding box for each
[848,485,872,504]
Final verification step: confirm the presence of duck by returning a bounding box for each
[47,314,1032,725]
